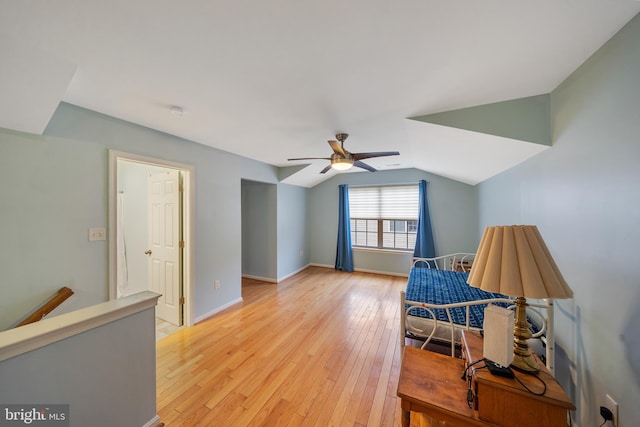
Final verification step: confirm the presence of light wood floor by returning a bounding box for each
[156,266,429,427]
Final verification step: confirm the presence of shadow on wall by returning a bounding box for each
[622,294,640,387]
[555,304,595,426]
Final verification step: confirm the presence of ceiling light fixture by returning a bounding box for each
[331,157,354,171]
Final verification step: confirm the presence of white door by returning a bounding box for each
[147,170,182,325]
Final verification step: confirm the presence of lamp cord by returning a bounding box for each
[461,358,485,381]
[462,358,548,400]
[513,371,547,396]
[461,359,486,409]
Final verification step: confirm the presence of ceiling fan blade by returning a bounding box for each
[287,157,331,161]
[320,165,333,174]
[352,151,400,161]
[328,140,347,157]
[354,161,377,172]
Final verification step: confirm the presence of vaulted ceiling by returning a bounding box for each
[1,1,638,187]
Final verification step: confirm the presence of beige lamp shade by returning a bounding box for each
[467,225,573,299]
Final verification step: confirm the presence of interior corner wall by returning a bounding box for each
[277,183,309,280]
[477,13,640,427]
[308,168,478,275]
[241,180,277,281]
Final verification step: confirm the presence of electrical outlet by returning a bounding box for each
[88,227,106,241]
[605,394,618,427]
[214,280,220,289]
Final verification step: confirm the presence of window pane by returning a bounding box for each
[383,232,394,247]
[394,220,406,232]
[395,233,408,249]
[408,220,418,232]
[408,234,417,250]
[366,232,377,246]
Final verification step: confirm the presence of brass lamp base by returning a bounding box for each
[510,296,539,374]
[511,352,540,373]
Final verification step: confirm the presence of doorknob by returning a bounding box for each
[144,250,152,255]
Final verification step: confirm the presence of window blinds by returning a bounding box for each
[349,185,419,219]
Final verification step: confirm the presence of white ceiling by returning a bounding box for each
[1,1,638,187]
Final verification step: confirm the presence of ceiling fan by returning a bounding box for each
[287,133,400,174]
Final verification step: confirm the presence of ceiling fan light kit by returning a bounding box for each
[287,133,399,174]
[331,157,354,170]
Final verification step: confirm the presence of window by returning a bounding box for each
[349,184,419,250]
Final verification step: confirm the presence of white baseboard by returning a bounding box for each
[309,263,409,277]
[241,273,277,283]
[194,297,243,324]
[309,263,333,269]
[277,264,311,282]
[243,264,313,283]
[354,267,409,277]
[142,415,161,427]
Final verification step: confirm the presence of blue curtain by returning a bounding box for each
[413,180,436,259]
[335,184,354,272]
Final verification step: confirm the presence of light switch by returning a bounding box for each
[89,227,106,241]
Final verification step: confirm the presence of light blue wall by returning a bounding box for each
[478,14,640,427]
[412,94,551,146]
[241,181,309,282]
[277,183,309,279]
[0,102,297,328]
[241,179,277,281]
[0,307,157,427]
[309,168,478,275]
[0,128,109,329]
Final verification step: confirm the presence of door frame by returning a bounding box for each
[108,150,195,327]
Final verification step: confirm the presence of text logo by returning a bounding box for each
[0,405,69,426]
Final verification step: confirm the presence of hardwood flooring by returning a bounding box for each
[156,266,428,427]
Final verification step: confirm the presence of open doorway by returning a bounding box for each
[108,150,194,337]
[241,179,278,283]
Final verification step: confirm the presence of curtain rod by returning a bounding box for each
[347,181,427,189]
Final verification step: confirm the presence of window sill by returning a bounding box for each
[353,247,413,255]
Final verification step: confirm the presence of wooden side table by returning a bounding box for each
[397,346,490,426]
[462,331,575,427]
[397,334,575,426]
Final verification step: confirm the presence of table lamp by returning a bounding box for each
[467,225,573,373]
